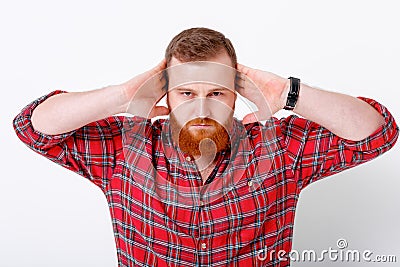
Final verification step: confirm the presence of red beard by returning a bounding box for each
[170,116,231,157]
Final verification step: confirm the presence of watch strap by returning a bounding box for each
[283,77,301,110]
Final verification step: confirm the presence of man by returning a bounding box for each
[13,27,399,266]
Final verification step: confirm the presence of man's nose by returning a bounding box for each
[196,97,211,118]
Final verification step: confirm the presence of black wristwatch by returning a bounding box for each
[283,77,301,111]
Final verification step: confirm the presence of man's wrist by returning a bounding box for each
[102,84,130,115]
[282,77,301,111]
[279,79,291,111]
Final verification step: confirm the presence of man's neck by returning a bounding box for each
[193,153,217,184]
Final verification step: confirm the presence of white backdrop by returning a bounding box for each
[1,1,399,266]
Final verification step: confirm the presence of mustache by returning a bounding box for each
[185,118,219,126]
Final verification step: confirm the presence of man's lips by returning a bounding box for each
[186,119,218,129]
[188,123,216,129]
[190,124,212,127]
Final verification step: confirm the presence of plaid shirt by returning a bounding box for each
[13,90,398,267]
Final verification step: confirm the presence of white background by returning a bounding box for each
[1,0,399,266]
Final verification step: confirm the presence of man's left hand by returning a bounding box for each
[236,63,289,124]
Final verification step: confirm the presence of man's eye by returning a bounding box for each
[211,91,222,96]
[182,92,192,96]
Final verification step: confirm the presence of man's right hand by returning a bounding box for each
[120,59,170,119]
[31,59,169,135]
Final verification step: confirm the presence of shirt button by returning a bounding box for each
[199,200,204,206]
[201,242,207,250]
[247,180,253,187]
[185,156,191,162]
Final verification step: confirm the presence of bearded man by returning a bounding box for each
[13,27,398,266]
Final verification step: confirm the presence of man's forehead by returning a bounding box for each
[168,52,234,67]
[166,61,237,91]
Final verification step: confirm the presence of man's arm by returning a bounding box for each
[13,90,128,190]
[279,96,398,190]
[31,59,168,135]
[236,63,385,141]
[236,63,398,190]
[31,85,126,135]
[13,60,167,189]
[287,83,385,141]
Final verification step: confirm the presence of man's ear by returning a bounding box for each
[166,93,171,112]
[234,70,243,91]
[162,68,169,92]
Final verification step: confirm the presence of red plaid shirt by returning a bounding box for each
[13,90,398,266]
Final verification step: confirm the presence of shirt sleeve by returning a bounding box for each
[12,90,126,190]
[280,96,399,191]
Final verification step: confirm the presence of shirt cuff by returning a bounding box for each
[13,90,76,150]
[339,96,399,152]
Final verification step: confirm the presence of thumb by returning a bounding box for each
[123,59,166,88]
[139,59,167,83]
[242,110,273,124]
[242,111,267,125]
[148,59,167,76]
[236,63,252,76]
[149,106,170,119]
[139,59,167,81]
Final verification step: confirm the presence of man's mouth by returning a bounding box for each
[190,124,213,128]
[184,118,220,131]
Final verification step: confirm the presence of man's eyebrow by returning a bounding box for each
[174,87,231,91]
[209,87,231,91]
[175,87,195,91]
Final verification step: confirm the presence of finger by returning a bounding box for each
[242,110,272,124]
[235,73,258,98]
[236,63,251,76]
[151,58,167,74]
[141,59,167,83]
[236,64,258,91]
[234,71,246,90]
[150,106,170,118]
[242,111,261,125]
